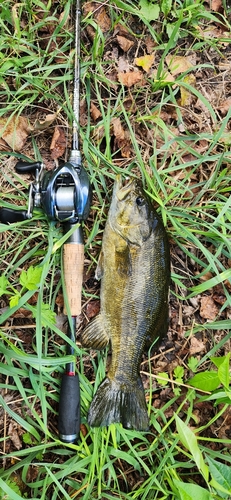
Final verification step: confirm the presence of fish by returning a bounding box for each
[82,175,170,430]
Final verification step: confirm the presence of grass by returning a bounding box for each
[0,0,231,498]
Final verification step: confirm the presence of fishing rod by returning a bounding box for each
[0,0,91,443]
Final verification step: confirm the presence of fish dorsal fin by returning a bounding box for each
[81,314,109,350]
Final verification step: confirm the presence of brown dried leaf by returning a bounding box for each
[190,336,206,355]
[152,69,175,84]
[116,35,134,52]
[114,23,129,36]
[199,271,213,282]
[34,113,57,131]
[145,35,156,54]
[200,295,219,321]
[90,102,102,122]
[50,126,67,160]
[0,116,33,152]
[84,3,111,32]
[111,117,132,158]
[211,0,223,11]
[95,6,111,32]
[112,117,125,141]
[165,55,194,76]
[213,291,226,306]
[0,138,11,151]
[213,280,231,305]
[8,422,22,450]
[86,300,100,319]
[55,293,64,308]
[118,70,143,88]
[217,98,231,116]
[80,423,88,437]
[118,56,131,73]
[79,99,88,127]
[83,3,111,40]
[198,25,230,42]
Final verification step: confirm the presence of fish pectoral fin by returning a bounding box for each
[115,244,132,276]
[81,314,109,350]
[95,251,104,280]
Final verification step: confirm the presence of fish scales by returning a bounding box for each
[82,175,170,430]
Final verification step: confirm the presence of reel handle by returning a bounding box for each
[15,160,43,174]
[0,207,28,223]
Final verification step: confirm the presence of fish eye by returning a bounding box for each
[136,196,145,207]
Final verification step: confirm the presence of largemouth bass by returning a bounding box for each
[82,175,170,430]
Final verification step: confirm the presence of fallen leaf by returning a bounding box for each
[34,113,57,131]
[135,53,155,73]
[165,55,194,76]
[179,74,196,107]
[182,305,195,317]
[95,6,111,32]
[0,116,33,152]
[213,280,231,305]
[90,102,101,121]
[145,35,156,54]
[8,422,22,450]
[114,23,129,37]
[197,25,230,43]
[80,423,88,437]
[118,70,143,87]
[190,336,206,355]
[0,138,11,151]
[217,98,231,116]
[117,56,131,73]
[211,0,223,11]
[200,295,219,321]
[79,99,88,127]
[55,293,64,308]
[213,291,226,306]
[112,117,125,141]
[111,117,131,158]
[116,35,134,52]
[199,271,213,283]
[152,69,175,84]
[83,3,111,35]
[50,126,67,160]
[86,300,100,319]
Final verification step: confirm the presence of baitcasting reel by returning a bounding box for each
[0,152,91,225]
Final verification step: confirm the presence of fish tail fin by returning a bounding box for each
[88,377,149,431]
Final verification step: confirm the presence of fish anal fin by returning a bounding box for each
[81,314,109,350]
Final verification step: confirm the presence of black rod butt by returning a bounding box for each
[58,373,80,443]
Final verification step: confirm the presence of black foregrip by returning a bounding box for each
[58,374,80,443]
[15,160,42,173]
[0,208,28,223]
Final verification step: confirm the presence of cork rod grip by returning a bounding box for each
[63,243,84,316]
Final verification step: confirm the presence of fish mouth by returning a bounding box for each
[115,175,136,201]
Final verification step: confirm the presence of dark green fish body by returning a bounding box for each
[82,176,170,430]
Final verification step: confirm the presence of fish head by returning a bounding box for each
[108,175,154,246]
